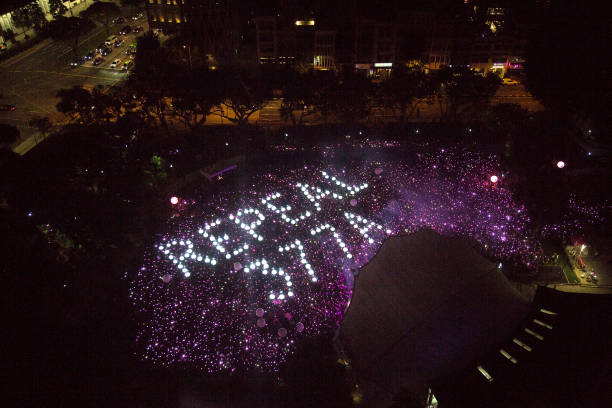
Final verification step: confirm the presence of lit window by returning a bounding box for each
[175,17,181,23]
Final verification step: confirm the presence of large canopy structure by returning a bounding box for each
[339,230,530,404]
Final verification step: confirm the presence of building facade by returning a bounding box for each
[1,0,90,50]
[145,0,236,61]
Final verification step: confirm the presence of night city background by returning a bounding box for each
[1,0,610,407]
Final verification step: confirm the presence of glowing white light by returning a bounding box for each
[170,196,179,205]
[556,161,565,169]
[490,175,498,183]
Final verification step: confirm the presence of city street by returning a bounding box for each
[0,15,148,153]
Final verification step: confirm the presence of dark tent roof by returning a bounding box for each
[339,230,530,400]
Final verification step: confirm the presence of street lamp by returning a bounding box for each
[490,175,498,183]
[556,160,565,169]
[170,196,179,205]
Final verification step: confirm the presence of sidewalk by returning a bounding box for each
[546,283,612,294]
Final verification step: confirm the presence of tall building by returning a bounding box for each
[353,19,398,77]
[314,30,335,70]
[425,22,453,70]
[145,0,237,61]
[253,16,321,67]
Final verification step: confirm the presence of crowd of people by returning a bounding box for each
[130,144,590,373]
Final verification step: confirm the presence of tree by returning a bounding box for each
[56,86,96,124]
[1,29,16,44]
[0,124,20,147]
[81,1,121,36]
[47,17,95,59]
[49,0,69,19]
[121,0,143,14]
[377,65,435,127]
[315,70,373,126]
[133,31,161,75]
[12,2,47,35]
[212,67,272,126]
[129,34,172,132]
[433,66,501,122]
[28,116,53,139]
[278,69,317,127]
[169,68,223,131]
[524,1,609,148]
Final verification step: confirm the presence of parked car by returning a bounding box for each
[110,58,121,69]
[1,104,16,111]
[119,25,132,35]
[126,43,137,55]
[131,12,143,20]
[114,38,124,47]
[100,46,112,56]
[85,50,95,60]
[70,57,86,67]
[96,43,106,53]
[113,17,126,25]
[121,60,134,72]
[93,56,105,66]
[105,35,118,46]
[133,25,143,33]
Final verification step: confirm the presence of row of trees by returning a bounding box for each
[5,1,141,59]
[54,33,502,131]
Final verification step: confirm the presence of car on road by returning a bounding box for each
[586,275,592,282]
[133,25,143,33]
[85,50,95,60]
[1,104,16,111]
[114,38,124,47]
[105,35,118,46]
[110,58,121,69]
[502,78,519,85]
[100,46,112,56]
[113,17,126,25]
[131,12,143,20]
[92,56,105,66]
[126,43,137,55]
[119,25,132,35]
[70,57,86,67]
[121,60,134,72]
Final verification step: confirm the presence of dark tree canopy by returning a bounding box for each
[0,123,20,145]
[49,0,68,19]
[524,1,608,134]
[12,2,47,33]
[47,16,95,59]
[81,1,121,35]
[434,66,501,122]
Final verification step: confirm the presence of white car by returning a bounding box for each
[110,59,121,69]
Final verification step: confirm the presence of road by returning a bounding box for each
[0,15,149,153]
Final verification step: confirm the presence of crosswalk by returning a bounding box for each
[258,98,286,127]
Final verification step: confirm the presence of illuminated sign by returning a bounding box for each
[374,62,393,68]
[295,20,315,26]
